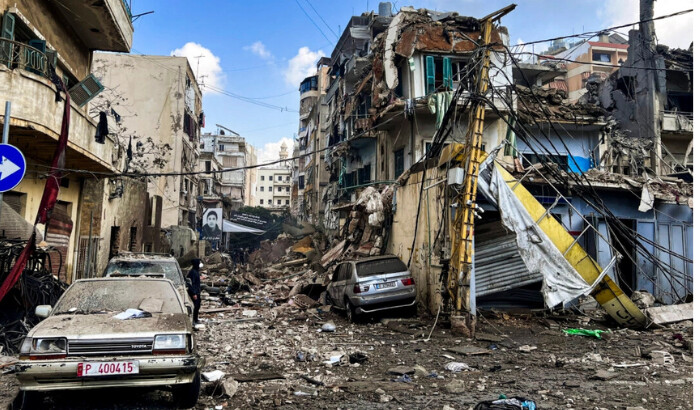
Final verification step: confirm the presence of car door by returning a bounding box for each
[329,264,343,307]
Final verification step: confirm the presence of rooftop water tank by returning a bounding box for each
[378,2,392,17]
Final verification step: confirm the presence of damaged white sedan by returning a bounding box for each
[15,278,204,408]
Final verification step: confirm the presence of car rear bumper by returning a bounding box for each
[354,297,416,314]
[16,355,204,391]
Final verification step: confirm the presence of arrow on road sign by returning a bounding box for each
[0,156,20,181]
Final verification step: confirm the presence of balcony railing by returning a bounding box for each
[0,38,49,78]
[121,0,133,18]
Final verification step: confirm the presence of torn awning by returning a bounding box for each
[222,220,265,234]
[477,155,606,308]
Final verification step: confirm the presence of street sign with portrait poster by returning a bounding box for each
[201,208,223,241]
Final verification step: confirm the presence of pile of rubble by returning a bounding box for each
[516,84,607,124]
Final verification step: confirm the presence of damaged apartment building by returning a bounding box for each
[91,53,204,258]
[0,0,163,281]
[200,125,258,216]
[297,2,693,315]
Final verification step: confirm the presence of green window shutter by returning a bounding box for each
[425,56,435,95]
[443,57,452,90]
[68,74,104,106]
[1,13,15,69]
[1,13,14,40]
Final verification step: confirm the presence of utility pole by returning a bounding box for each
[447,4,515,337]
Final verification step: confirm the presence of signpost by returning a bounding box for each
[0,101,27,223]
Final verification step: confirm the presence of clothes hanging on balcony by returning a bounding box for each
[95,111,108,143]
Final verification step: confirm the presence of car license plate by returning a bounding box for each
[77,361,139,377]
[375,281,396,290]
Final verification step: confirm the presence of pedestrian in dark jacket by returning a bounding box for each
[187,259,202,325]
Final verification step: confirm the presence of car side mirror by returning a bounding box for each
[35,305,52,318]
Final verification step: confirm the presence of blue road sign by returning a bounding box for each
[0,144,26,192]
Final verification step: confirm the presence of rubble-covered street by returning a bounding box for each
[191,292,693,409]
[3,280,692,409]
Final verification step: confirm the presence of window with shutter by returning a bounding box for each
[1,13,15,68]
[443,57,452,90]
[425,56,435,95]
[69,74,104,107]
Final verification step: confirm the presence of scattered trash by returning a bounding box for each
[443,379,466,394]
[202,370,226,382]
[444,362,471,372]
[392,374,412,383]
[562,328,608,339]
[379,394,393,403]
[590,369,616,381]
[518,345,538,352]
[321,322,337,332]
[413,365,428,377]
[112,308,151,320]
[474,396,537,410]
[242,309,258,318]
[648,350,674,365]
[295,351,317,362]
[349,352,368,364]
[387,366,415,375]
[220,379,239,398]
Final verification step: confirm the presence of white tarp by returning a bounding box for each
[477,156,609,307]
[222,220,265,234]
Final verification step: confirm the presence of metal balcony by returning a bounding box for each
[0,38,49,77]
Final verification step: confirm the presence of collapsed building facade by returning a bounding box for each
[295,2,693,316]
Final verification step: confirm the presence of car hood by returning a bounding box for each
[28,313,190,339]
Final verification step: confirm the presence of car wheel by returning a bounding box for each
[345,299,356,323]
[173,370,201,409]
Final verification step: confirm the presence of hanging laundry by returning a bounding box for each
[428,91,454,129]
[110,108,121,123]
[95,111,108,143]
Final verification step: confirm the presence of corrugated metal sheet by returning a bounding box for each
[474,234,541,297]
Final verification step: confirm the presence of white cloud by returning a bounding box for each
[170,42,224,94]
[598,0,693,49]
[245,41,273,60]
[256,137,295,165]
[284,47,325,86]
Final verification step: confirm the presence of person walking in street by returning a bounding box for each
[187,259,202,325]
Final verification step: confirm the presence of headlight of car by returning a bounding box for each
[19,337,67,360]
[33,338,67,353]
[153,334,187,354]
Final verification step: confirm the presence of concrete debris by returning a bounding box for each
[516,84,606,124]
[645,303,693,325]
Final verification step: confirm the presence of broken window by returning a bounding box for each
[260,199,264,205]
[205,161,211,173]
[277,187,282,192]
[286,200,290,205]
[129,227,137,252]
[617,76,636,100]
[268,186,272,192]
[260,175,264,181]
[268,199,272,205]
[260,186,265,191]
[268,176,273,181]
[394,149,404,178]
[522,153,569,171]
[592,52,611,63]
[277,200,281,205]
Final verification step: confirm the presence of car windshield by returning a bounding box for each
[356,258,408,277]
[105,260,184,286]
[53,280,184,315]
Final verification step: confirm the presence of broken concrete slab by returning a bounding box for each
[231,372,285,383]
[645,303,693,325]
[447,345,492,356]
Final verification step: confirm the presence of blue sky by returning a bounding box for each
[128,0,692,163]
